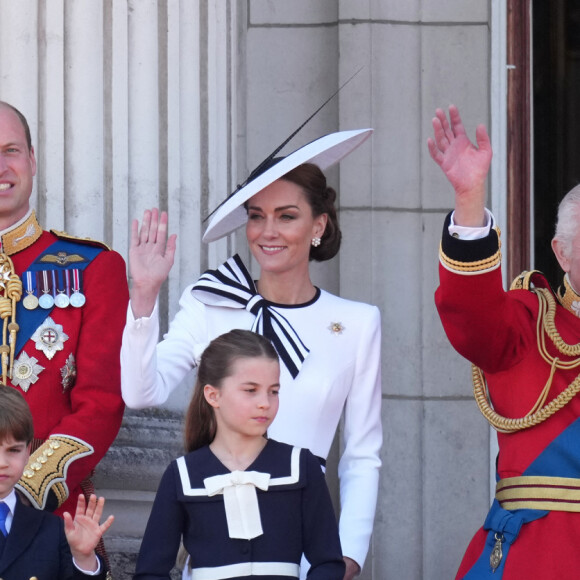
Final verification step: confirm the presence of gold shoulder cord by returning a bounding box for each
[473,288,580,433]
[0,253,22,384]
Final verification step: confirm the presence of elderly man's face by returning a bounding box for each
[0,106,36,229]
[553,223,580,292]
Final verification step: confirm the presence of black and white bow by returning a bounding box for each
[191,254,309,378]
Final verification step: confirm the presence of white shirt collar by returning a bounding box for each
[1,488,16,514]
[0,488,17,533]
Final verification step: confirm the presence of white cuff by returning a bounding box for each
[127,299,159,325]
[448,208,493,240]
[73,555,101,575]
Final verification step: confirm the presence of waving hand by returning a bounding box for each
[427,105,492,226]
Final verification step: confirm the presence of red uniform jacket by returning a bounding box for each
[4,211,128,516]
[436,213,580,579]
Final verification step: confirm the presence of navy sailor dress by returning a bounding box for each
[134,439,345,579]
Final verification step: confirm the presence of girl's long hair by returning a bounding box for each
[184,329,279,452]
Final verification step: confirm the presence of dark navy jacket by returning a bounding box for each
[134,439,345,579]
[0,497,107,579]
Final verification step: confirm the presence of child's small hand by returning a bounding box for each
[64,494,114,572]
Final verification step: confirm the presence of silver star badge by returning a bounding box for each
[32,317,69,360]
[0,265,11,290]
[12,351,45,392]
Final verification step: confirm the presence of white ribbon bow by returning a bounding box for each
[204,470,271,540]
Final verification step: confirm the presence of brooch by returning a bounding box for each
[328,322,345,335]
[60,353,77,392]
[12,351,45,392]
[32,317,69,360]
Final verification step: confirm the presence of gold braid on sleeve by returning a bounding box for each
[0,254,21,384]
[473,288,580,432]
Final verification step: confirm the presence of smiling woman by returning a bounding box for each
[121,129,382,580]
[245,175,328,303]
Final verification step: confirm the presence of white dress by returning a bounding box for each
[121,264,382,569]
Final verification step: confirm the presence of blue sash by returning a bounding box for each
[462,416,580,578]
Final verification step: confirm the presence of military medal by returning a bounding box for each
[22,293,38,310]
[54,270,70,308]
[54,292,69,308]
[11,351,45,392]
[22,271,39,310]
[490,532,504,572]
[38,270,54,309]
[31,317,69,360]
[70,269,86,307]
[60,353,77,391]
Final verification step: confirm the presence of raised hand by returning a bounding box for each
[129,208,177,318]
[427,105,492,226]
[64,494,114,572]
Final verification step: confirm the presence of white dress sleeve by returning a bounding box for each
[338,304,383,567]
[121,284,209,409]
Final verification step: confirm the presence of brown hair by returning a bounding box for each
[0,101,32,151]
[281,163,342,261]
[0,385,34,444]
[184,329,279,452]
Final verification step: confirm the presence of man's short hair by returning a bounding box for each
[0,385,34,444]
[0,101,32,151]
[553,184,580,259]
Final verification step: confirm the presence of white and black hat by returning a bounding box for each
[202,128,373,243]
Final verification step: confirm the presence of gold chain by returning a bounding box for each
[0,253,21,384]
[473,288,580,432]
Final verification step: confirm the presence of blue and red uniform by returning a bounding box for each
[0,210,128,517]
[436,213,580,579]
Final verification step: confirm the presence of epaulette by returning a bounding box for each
[50,229,112,251]
[509,270,553,292]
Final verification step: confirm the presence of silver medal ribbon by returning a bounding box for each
[54,270,70,308]
[70,269,86,307]
[38,270,54,309]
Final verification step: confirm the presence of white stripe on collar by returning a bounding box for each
[176,446,302,496]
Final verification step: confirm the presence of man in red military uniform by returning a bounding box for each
[0,101,127,517]
[429,105,580,579]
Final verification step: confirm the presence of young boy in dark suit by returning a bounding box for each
[0,385,113,579]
